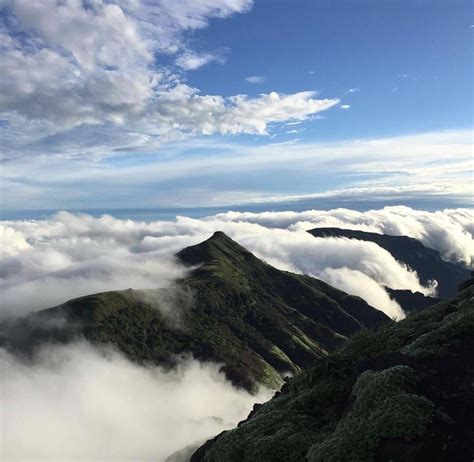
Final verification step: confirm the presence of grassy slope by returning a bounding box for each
[0,232,388,391]
[192,285,474,461]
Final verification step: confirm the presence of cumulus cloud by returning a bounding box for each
[0,0,338,159]
[151,87,338,136]
[3,206,468,321]
[340,104,351,109]
[1,341,270,461]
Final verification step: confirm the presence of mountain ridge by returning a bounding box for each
[0,232,389,391]
[308,227,471,298]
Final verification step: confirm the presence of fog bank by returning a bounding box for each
[1,342,271,461]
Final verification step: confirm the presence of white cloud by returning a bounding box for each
[150,87,338,136]
[320,267,405,320]
[147,0,254,31]
[1,341,270,461]
[346,88,360,93]
[340,104,351,109]
[245,75,266,84]
[1,129,471,209]
[236,183,473,207]
[11,0,151,71]
[0,212,189,318]
[214,206,474,265]
[175,50,225,70]
[0,0,339,159]
[3,206,469,321]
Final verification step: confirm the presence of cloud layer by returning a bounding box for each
[214,206,474,265]
[2,128,470,210]
[0,213,188,319]
[1,341,270,461]
[2,206,471,322]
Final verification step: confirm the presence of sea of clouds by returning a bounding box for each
[1,342,272,461]
[1,206,472,460]
[1,206,472,321]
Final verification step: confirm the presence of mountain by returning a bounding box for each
[0,232,389,391]
[386,288,441,313]
[308,227,471,298]
[191,284,474,462]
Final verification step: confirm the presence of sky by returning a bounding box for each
[0,0,472,211]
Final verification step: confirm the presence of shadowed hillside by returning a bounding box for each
[0,232,388,391]
[192,285,474,461]
[308,227,471,299]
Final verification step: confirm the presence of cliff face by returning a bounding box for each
[192,285,474,461]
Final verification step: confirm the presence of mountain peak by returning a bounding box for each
[176,231,252,271]
[210,230,228,239]
[206,230,239,246]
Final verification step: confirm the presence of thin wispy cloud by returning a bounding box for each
[175,50,227,70]
[245,75,266,84]
[1,129,471,210]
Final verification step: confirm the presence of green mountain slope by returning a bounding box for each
[192,285,474,461]
[0,232,388,391]
[308,227,470,298]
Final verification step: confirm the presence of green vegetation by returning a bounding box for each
[0,232,388,392]
[307,366,433,462]
[192,285,474,461]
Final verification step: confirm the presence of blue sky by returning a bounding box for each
[0,0,472,211]
[191,0,473,140]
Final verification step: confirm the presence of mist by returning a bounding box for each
[1,342,271,461]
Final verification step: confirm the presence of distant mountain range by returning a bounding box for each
[191,283,474,462]
[308,227,471,300]
[0,232,388,391]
